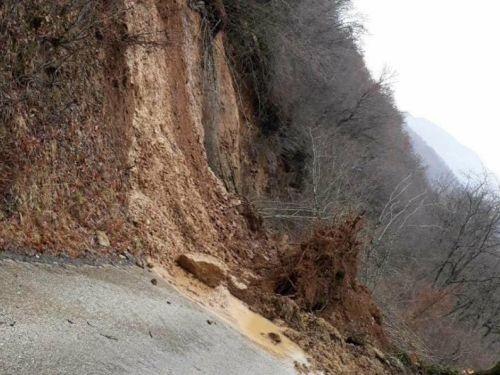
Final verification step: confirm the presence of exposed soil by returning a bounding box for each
[160,258,403,374]
[231,216,386,343]
[226,217,401,374]
[0,0,267,265]
[1,1,409,374]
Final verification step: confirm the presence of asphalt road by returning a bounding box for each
[0,259,297,375]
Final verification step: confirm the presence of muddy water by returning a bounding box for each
[223,289,304,359]
[153,264,307,363]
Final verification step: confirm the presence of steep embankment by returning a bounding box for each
[121,0,261,264]
[0,0,262,264]
[1,1,409,374]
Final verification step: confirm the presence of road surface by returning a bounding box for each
[0,259,298,375]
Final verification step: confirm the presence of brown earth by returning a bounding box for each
[226,217,399,374]
[0,0,266,263]
[1,0,408,373]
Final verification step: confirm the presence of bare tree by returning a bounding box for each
[430,174,500,289]
[362,173,429,291]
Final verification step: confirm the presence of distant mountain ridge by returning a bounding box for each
[405,115,487,183]
[403,124,454,182]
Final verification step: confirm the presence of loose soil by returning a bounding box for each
[1,1,409,374]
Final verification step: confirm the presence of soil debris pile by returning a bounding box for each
[227,215,400,374]
[274,215,385,344]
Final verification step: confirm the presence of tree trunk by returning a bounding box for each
[476,360,500,375]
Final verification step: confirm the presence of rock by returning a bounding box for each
[315,318,342,342]
[236,200,263,232]
[151,278,158,286]
[267,332,282,344]
[229,197,242,207]
[273,297,304,329]
[176,253,228,288]
[229,275,248,290]
[135,258,146,269]
[273,319,286,327]
[96,231,110,247]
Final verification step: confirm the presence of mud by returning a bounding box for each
[153,263,308,364]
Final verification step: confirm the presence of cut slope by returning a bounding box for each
[0,0,262,265]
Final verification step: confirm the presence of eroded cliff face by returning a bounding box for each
[121,0,263,264]
[0,0,262,262]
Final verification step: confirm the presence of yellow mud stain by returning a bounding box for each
[224,294,302,359]
[152,262,306,361]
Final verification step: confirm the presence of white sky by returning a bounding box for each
[353,0,500,175]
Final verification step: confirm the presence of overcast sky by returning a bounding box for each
[353,0,500,175]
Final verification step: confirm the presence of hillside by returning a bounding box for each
[1,0,500,374]
[0,0,405,373]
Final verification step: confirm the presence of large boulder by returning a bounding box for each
[176,253,228,287]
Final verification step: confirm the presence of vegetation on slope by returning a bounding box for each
[222,0,500,370]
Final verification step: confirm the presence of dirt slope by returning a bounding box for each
[120,0,267,266]
[1,1,410,373]
[0,0,259,263]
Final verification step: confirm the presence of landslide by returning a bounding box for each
[0,0,264,265]
[0,0,414,374]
